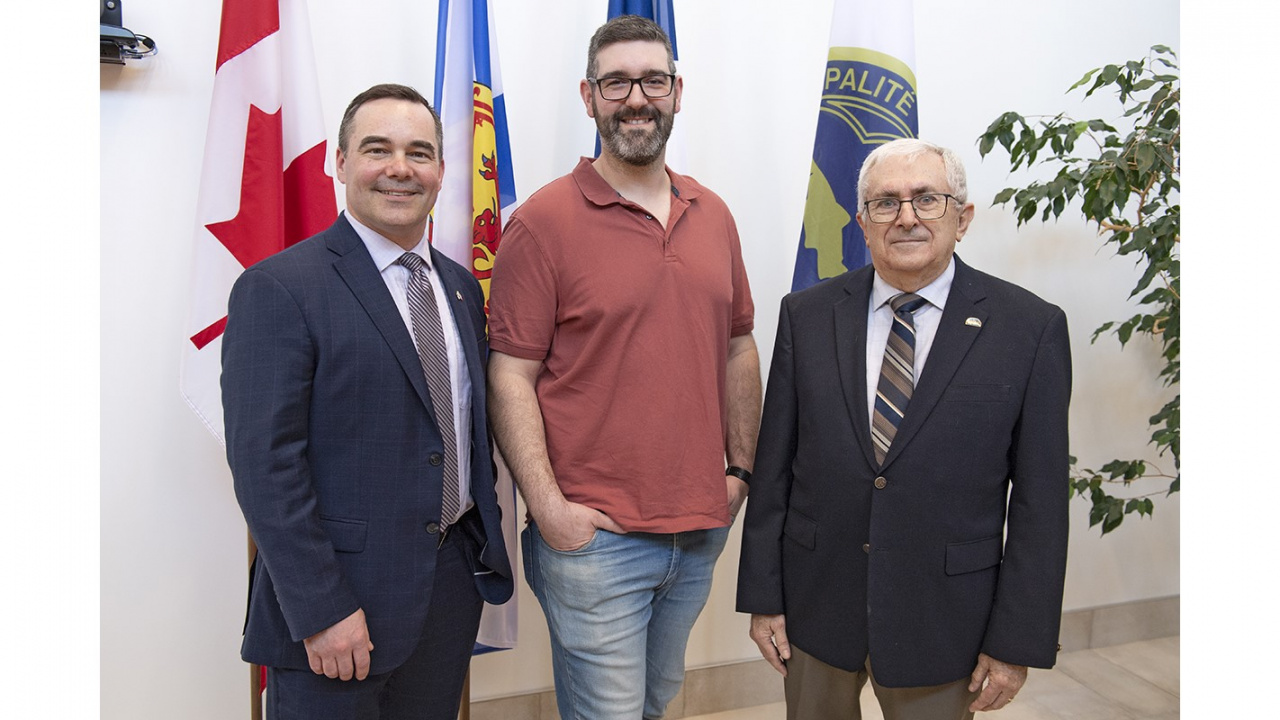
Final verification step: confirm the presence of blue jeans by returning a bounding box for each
[523,522,731,720]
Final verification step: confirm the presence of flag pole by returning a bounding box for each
[250,662,262,720]
[459,668,471,719]
[248,532,263,719]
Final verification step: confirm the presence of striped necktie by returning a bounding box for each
[872,292,928,466]
[397,252,461,526]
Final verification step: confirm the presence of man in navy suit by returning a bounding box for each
[222,83,513,720]
[737,138,1071,719]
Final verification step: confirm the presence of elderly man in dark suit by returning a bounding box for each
[222,83,512,720]
[737,138,1071,719]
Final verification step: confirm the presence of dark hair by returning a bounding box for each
[586,15,675,79]
[337,83,442,154]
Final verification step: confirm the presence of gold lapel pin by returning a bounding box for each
[455,290,463,301]
[965,317,983,328]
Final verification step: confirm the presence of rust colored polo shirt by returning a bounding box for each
[488,157,754,533]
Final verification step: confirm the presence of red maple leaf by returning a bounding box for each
[192,104,335,349]
[206,104,332,269]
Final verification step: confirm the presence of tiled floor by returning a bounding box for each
[681,636,1179,720]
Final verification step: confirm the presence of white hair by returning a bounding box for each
[856,138,969,213]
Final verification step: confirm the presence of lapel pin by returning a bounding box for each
[455,290,463,301]
[965,317,983,328]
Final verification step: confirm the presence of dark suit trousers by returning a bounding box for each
[267,511,485,720]
[784,646,979,720]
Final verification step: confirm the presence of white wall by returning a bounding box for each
[100,1,1179,716]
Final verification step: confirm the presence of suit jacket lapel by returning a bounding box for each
[327,217,435,413]
[882,257,989,467]
[834,267,879,469]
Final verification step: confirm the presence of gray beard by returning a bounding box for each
[595,103,674,166]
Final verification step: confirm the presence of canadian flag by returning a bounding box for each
[181,0,337,442]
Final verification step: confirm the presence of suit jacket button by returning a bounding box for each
[874,476,887,489]
[429,453,443,466]
[425,522,441,534]
[862,543,870,554]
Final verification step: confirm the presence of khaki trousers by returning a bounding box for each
[783,646,979,720]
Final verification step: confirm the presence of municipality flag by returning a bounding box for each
[791,0,918,291]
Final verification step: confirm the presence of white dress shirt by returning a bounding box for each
[865,257,956,428]
[346,212,474,516]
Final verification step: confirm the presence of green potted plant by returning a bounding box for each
[977,46,1179,535]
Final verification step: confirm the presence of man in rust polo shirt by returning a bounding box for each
[487,15,761,720]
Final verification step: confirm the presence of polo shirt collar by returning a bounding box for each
[571,156,703,207]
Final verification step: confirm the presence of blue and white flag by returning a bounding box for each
[433,0,519,653]
[791,0,918,291]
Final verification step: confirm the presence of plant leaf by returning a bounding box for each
[1069,67,1100,92]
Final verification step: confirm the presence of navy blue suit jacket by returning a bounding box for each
[222,214,513,674]
[737,256,1071,688]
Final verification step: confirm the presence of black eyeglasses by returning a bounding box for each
[863,193,956,223]
[588,74,675,101]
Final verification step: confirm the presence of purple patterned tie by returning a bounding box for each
[397,252,461,525]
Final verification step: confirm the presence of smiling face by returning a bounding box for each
[582,40,681,167]
[335,98,444,250]
[856,152,974,291]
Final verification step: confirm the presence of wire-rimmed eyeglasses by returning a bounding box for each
[863,193,956,223]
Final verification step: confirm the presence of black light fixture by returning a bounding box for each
[101,0,157,65]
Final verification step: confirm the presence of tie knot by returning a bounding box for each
[890,292,927,316]
[398,252,426,273]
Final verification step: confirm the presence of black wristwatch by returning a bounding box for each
[725,465,752,484]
